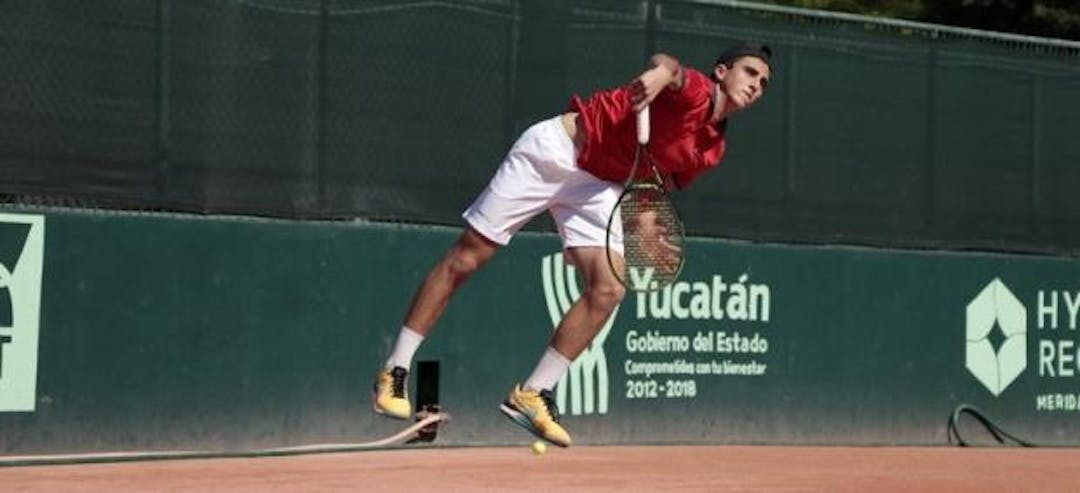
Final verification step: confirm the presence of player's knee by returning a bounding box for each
[444,249,482,279]
[586,281,625,311]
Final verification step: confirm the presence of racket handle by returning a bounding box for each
[637,106,650,145]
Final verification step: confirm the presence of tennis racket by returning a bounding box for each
[605,106,686,292]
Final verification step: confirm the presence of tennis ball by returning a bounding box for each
[530,440,547,455]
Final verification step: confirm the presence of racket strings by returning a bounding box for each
[620,187,684,289]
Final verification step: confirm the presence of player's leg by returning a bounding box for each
[499,247,624,447]
[499,154,625,446]
[549,246,626,359]
[375,116,566,419]
[374,228,499,419]
[402,228,500,336]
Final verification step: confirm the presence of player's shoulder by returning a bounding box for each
[682,68,711,89]
[675,67,713,102]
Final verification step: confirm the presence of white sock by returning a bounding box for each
[385,326,424,370]
[523,347,572,392]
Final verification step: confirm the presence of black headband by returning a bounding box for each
[715,42,772,68]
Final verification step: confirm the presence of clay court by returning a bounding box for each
[4,445,1079,492]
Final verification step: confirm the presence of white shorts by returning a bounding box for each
[463,116,623,253]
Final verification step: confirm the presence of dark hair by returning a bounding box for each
[715,42,772,69]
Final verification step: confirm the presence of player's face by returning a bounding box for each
[716,56,771,111]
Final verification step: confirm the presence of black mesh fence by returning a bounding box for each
[2,0,1080,255]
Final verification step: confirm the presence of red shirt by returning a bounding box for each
[569,68,726,189]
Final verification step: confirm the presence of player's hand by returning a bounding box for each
[653,232,682,274]
[629,66,675,112]
[636,211,682,274]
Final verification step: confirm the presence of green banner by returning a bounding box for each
[0,207,1078,455]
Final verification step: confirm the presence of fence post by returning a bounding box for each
[155,0,173,205]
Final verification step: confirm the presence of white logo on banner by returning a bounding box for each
[966,278,1027,396]
[540,253,618,416]
[0,213,45,412]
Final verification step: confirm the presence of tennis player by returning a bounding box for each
[374,41,773,447]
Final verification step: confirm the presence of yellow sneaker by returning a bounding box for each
[372,366,411,420]
[499,384,572,447]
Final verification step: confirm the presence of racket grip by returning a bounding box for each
[637,106,650,145]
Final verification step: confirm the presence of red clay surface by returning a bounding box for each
[3,445,1079,492]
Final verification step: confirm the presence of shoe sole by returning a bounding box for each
[371,391,411,420]
[499,402,570,448]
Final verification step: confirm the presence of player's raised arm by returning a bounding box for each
[629,53,685,112]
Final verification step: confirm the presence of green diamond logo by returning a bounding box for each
[965,278,1027,397]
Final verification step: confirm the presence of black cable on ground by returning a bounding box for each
[947,404,1034,447]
